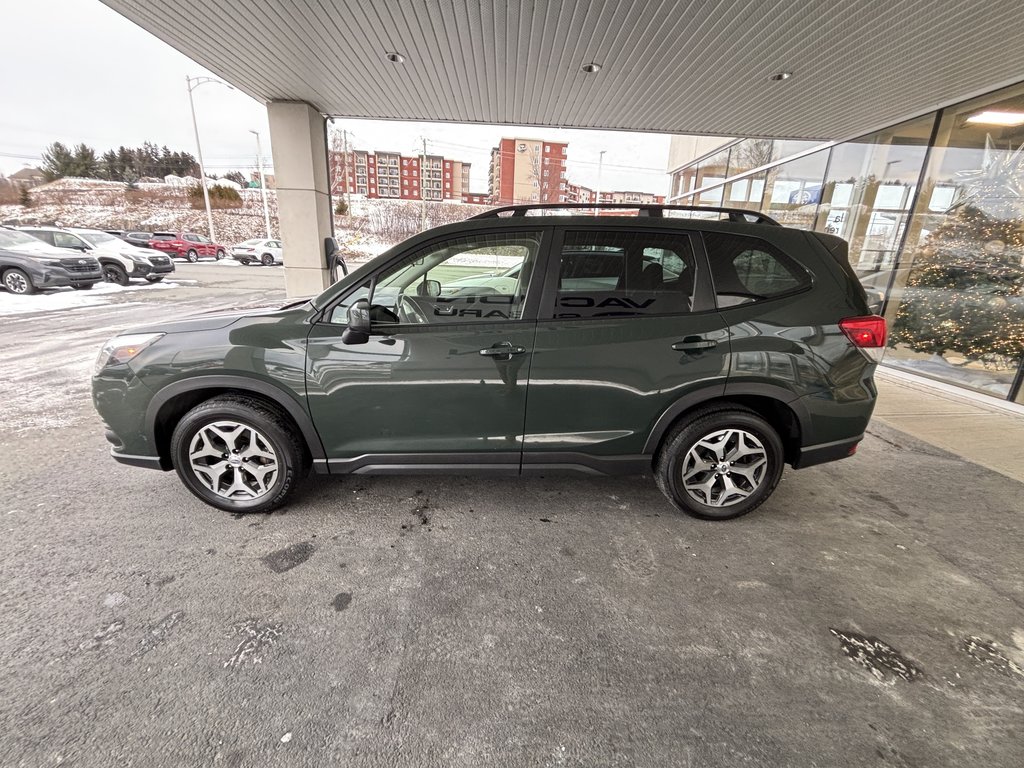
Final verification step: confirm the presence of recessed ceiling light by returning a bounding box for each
[581,62,602,74]
[770,71,792,81]
[385,52,405,64]
[966,110,1024,127]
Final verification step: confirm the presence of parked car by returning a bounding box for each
[92,203,885,519]
[0,229,102,294]
[230,238,283,266]
[123,231,155,249]
[20,227,175,286]
[149,231,228,262]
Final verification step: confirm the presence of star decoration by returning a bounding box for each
[947,134,1024,220]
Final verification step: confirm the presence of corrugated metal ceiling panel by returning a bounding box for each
[102,0,1024,139]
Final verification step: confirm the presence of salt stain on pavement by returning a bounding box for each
[225,619,283,668]
[128,610,186,663]
[830,628,922,682]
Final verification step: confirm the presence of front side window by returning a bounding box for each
[553,230,697,319]
[53,232,88,249]
[703,232,810,307]
[332,231,542,325]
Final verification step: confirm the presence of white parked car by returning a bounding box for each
[230,238,282,266]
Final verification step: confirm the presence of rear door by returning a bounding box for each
[522,226,731,469]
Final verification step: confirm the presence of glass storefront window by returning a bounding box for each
[728,139,775,176]
[761,149,829,229]
[815,114,934,313]
[723,172,766,210]
[886,83,1024,399]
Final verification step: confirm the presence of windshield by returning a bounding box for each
[0,230,43,247]
[76,231,118,246]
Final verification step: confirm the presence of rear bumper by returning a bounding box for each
[792,435,862,469]
[110,448,167,470]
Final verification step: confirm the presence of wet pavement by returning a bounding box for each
[1,268,1022,767]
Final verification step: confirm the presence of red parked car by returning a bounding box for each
[148,231,228,262]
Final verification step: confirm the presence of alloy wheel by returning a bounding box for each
[187,420,279,500]
[681,428,768,508]
[4,271,30,294]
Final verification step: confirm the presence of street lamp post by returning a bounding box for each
[249,129,272,239]
[186,75,232,242]
[594,150,606,214]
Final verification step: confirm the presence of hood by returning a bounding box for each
[128,297,315,335]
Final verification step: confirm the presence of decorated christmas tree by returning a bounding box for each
[890,136,1024,365]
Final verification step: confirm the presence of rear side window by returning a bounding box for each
[553,230,697,319]
[703,232,810,307]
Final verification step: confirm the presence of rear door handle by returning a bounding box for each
[672,337,718,351]
[480,342,527,359]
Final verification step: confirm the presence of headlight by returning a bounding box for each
[126,252,150,263]
[36,258,64,266]
[94,333,164,375]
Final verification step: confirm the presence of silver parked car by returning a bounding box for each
[230,238,282,266]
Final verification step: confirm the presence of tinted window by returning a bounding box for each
[703,232,810,307]
[553,230,697,319]
[52,232,88,249]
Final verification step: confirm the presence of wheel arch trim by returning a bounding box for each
[145,375,326,461]
[643,383,812,455]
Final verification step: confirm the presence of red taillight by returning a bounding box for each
[840,315,887,349]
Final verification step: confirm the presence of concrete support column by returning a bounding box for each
[267,101,333,297]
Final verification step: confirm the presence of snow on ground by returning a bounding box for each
[0,281,182,317]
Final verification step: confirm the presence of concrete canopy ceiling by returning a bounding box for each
[103,0,1024,140]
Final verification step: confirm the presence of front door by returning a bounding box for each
[523,226,731,467]
[305,228,548,471]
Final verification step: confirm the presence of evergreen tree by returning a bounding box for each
[18,184,32,207]
[41,141,75,180]
[69,143,98,177]
[223,170,246,186]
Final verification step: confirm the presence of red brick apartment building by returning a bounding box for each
[489,138,569,204]
[331,150,488,203]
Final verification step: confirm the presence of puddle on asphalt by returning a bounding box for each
[261,542,314,573]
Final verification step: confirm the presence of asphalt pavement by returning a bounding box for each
[1,264,1022,767]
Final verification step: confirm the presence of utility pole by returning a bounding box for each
[249,129,271,239]
[186,75,233,242]
[594,149,606,215]
[420,137,427,231]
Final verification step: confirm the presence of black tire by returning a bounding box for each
[170,395,305,514]
[238,259,251,266]
[186,249,199,263]
[655,406,785,520]
[72,283,93,290]
[260,253,274,266]
[215,249,226,260]
[145,276,164,283]
[103,263,130,286]
[3,268,36,294]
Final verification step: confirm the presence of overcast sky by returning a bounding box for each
[1,0,676,195]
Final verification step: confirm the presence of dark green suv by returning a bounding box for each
[92,205,885,520]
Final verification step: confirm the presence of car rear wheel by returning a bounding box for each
[103,264,130,286]
[186,249,199,263]
[260,253,274,266]
[655,407,784,520]
[215,249,226,260]
[2,268,35,295]
[170,395,305,514]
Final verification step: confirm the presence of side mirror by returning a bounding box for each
[324,236,338,259]
[341,298,370,345]
[418,279,441,297]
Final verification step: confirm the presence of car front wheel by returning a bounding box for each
[2,268,35,294]
[104,264,130,286]
[655,407,784,520]
[215,249,226,260]
[186,249,199,263]
[260,253,274,266]
[170,395,305,514]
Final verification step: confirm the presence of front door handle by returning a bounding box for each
[672,336,718,351]
[480,342,527,360]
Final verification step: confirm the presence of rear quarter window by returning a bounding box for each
[703,232,810,307]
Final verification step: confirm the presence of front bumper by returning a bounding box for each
[39,267,103,288]
[145,255,176,275]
